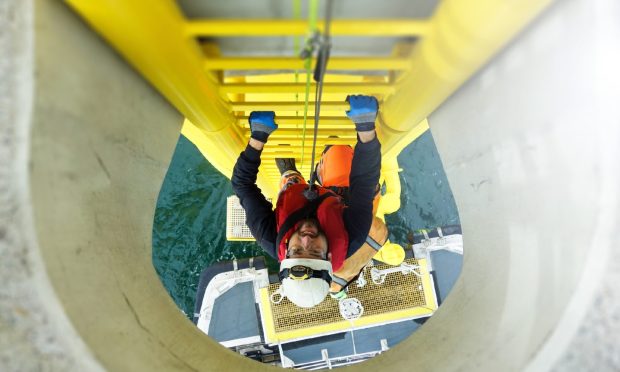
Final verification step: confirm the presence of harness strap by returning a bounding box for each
[365,235,384,251]
[275,191,333,250]
[332,274,349,288]
[332,271,362,293]
[327,186,350,203]
[278,268,332,284]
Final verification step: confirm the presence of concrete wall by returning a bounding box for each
[0,1,91,371]
[1,0,619,371]
[410,0,620,370]
[25,0,251,371]
[1,0,102,370]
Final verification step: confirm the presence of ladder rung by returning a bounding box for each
[237,116,351,128]
[243,129,356,138]
[262,144,356,153]
[232,102,350,111]
[267,141,356,148]
[204,57,410,71]
[221,83,393,94]
[186,20,431,37]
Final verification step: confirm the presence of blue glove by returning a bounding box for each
[346,95,378,132]
[248,111,278,143]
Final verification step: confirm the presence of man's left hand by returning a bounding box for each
[346,95,378,132]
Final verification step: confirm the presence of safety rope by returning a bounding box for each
[299,0,319,174]
[305,0,334,198]
[292,0,301,97]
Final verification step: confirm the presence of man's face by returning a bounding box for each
[286,218,329,260]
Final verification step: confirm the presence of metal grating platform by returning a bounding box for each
[226,195,257,241]
[259,258,437,343]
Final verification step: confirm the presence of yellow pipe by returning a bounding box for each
[380,0,552,156]
[205,57,411,71]
[180,121,252,180]
[65,0,231,132]
[186,20,431,37]
[221,82,393,95]
[380,119,430,163]
[375,119,430,216]
[377,158,403,217]
[64,0,277,196]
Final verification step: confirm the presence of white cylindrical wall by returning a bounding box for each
[1,0,618,370]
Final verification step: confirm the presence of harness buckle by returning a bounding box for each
[289,265,313,280]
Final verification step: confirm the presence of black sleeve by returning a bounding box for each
[231,144,278,259]
[343,136,381,256]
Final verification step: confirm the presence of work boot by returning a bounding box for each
[275,158,298,176]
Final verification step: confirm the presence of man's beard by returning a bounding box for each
[295,217,324,238]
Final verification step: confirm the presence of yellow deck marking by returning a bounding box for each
[260,258,437,344]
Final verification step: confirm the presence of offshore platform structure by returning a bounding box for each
[65,0,551,213]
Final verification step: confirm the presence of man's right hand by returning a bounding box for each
[249,111,278,143]
[345,95,378,132]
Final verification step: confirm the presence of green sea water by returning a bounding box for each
[152,130,460,318]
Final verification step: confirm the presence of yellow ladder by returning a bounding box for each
[65,0,551,212]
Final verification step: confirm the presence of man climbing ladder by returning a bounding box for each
[232,95,391,308]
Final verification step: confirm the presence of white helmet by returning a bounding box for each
[277,258,332,308]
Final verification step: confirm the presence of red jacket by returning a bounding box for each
[275,183,349,271]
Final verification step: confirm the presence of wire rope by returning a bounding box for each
[293,0,301,94]
[299,0,319,174]
[306,0,334,191]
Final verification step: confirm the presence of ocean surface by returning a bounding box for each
[153,130,460,319]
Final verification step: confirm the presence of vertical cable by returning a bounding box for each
[307,0,333,189]
[292,0,301,105]
[300,0,319,174]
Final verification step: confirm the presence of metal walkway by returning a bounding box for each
[260,258,437,344]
